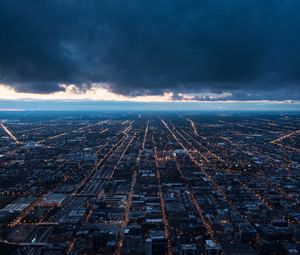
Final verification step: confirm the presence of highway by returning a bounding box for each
[114,121,149,255]
[1,122,21,144]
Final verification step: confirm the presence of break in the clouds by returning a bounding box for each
[0,0,300,100]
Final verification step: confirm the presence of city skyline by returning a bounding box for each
[0,111,299,254]
[1,1,300,254]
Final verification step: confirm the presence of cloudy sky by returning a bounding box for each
[0,0,299,108]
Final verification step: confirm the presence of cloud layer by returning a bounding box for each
[0,0,300,100]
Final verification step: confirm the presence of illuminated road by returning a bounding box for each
[160,117,270,228]
[174,160,217,242]
[1,123,21,144]
[270,129,300,144]
[2,114,299,254]
[0,240,47,246]
[114,121,149,255]
[9,122,133,232]
[274,141,300,153]
[163,117,300,228]
[38,119,109,143]
[187,118,199,136]
[153,136,173,255]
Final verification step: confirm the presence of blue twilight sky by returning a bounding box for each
[0,100,299,112]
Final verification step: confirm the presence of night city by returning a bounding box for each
[0,1,300,254]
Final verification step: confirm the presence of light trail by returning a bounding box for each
[0,239,47,246]
[151,126,173,255]
[11,124,131,232]
[15,126,44,135]
[179,128,224,162]
[20,222,59,226]
[154,146,173,255]
[38,119,109,143]
[186,118,199,136]
[107,133,136,180]
[270,129,300,144]
[160,117,271,223]
[218,120,277,134]
[114,170,137,255]
[78,126,135,197]
[274,142,300,153]
[1,123,21,144]
[114,121,149,255]
[174,160,217,242]
[100,128,109,134]
[220,136,233,144]
[9,196,45,227]
[198,119,300,213]
[141,120,149,151]
[78,119,109,131]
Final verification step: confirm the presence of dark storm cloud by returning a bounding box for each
[0,0,299,99]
